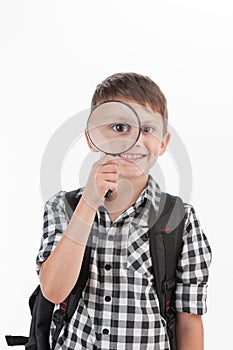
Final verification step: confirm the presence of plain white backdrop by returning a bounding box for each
[1,1,232,348]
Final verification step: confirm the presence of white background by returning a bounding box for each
[1,0,232,348]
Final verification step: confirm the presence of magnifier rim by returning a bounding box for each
[86,99,141,155]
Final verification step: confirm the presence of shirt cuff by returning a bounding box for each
[175,283,208,315]
[36,251,51,275]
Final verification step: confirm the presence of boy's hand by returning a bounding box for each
[82,155,120,210]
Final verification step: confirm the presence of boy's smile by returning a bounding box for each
[117,152,147,162]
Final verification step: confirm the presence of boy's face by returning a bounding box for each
[86,99,170,181]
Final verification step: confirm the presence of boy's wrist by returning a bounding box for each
[74,196,98,225]
[64,214,92,246]
[81,191,103,212]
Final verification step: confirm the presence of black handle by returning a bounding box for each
[105,190,112,198]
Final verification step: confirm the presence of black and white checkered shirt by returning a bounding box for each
[36,175,212,350]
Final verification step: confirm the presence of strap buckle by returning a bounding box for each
[163,279,176,293]
[53,309,67,327]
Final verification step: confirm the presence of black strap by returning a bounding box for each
[26,286,54,350]
[149,193,185,350]
[51,245,92,349]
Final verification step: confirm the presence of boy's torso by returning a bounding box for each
[37,175,211,349]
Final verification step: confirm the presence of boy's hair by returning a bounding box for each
[91,72,168,134]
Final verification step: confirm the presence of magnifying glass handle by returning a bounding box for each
[105,189,112,198]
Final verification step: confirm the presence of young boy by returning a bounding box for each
[37,72,212,350]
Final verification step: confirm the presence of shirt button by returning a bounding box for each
[105,264,111,270]
[105,295,111,302]
[108,235,113,241]
[102,328,109,335]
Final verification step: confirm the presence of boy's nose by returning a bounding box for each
[133,132,146,149]
[136,130,146,143]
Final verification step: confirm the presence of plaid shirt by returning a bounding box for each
[36,175,212,350]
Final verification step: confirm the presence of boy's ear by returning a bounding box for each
[84,129,99,152]
[159,132,170,156]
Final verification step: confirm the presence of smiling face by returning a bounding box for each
[86,99,170,183]
[114,101,170,180]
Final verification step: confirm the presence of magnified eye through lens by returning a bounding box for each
[86,101,141,155]
[111,123,131,133]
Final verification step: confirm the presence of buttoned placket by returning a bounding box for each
[96,209,131,347]
[100,222,114,348]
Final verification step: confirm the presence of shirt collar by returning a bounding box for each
[134,174,161,213]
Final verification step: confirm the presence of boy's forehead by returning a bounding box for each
[110,98,163,123]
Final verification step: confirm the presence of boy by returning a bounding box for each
[37,72,212,349]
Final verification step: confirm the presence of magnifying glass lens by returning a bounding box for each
[87,101,140,155]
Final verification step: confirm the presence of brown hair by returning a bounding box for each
[91,72,168,133]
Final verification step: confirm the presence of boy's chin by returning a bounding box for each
[119,166,148,179]
[119,160,152,177]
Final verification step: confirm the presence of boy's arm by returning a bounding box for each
[39,155,119,304]
[39,197,96,304]
[176,312,204,350]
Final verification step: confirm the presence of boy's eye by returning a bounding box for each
[111,123,131,132]
[142,125,154,133]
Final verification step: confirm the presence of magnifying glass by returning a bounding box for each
[86,100,141,198]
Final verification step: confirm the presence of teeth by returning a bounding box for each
[120,154,145,160]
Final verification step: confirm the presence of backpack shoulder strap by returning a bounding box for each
[149,192,186,350]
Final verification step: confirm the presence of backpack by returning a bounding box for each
[6,191,185,350]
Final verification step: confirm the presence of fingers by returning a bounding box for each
[96,154,119,166]
[95,155,120,177]
[101,164,119,174]
[96,172,119,184]
[82,154,120,210]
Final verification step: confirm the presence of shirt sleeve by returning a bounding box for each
[175,204,212,315]
[36,190,69,275]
